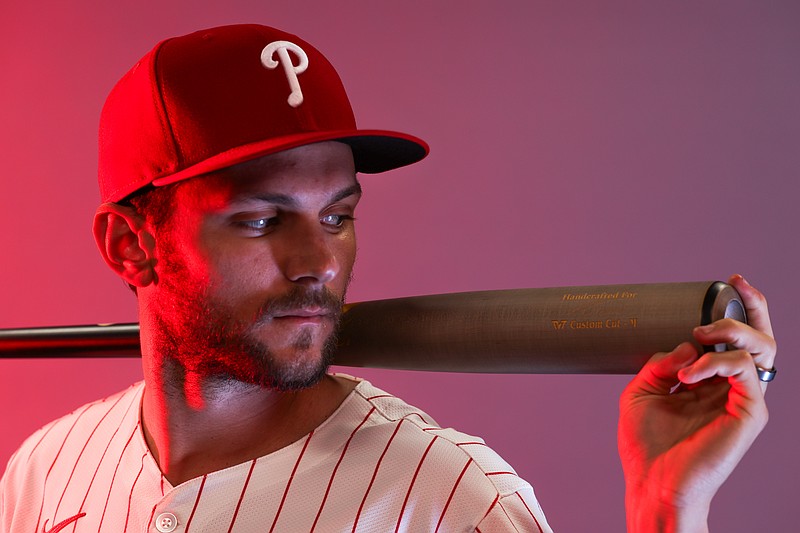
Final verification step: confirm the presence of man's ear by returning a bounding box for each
[93,203,157,288]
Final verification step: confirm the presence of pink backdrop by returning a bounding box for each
[1,2,797,530]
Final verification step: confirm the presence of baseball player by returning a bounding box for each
[0,24,775,532]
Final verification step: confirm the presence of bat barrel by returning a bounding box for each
[334,281,745,374]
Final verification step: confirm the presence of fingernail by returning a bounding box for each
[695,324,714,334]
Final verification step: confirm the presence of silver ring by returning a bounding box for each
[756,365,777,383]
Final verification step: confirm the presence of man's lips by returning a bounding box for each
[270,308,334,320]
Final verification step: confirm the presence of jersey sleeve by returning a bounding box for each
[475,485,553,532]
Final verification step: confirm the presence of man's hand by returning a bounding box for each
[618,275,774,532]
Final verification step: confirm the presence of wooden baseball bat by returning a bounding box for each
[0,281,745,374]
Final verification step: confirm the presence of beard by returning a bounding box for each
[151,252,346,392]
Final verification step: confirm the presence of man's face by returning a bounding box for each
[146,141,360,391]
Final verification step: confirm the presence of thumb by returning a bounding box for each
[626,342,699,396]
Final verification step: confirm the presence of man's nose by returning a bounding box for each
[282,221,340,285]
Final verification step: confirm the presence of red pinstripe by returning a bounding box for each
[122,451,147,533]
[486,471,516,476]
[365,394,393,401]
[97,424,138,531]
[184,474,207,532]
[351,419,405,532]
[33,404,93,533]
[434,458,473,533]
[421,429,488,447]
[268,431,314,533]
[53,393,126,519]
[22,415,59,471]
[146,506,157,533]
[73,391,140,533]
[497,501,521,533]
[393,435,438,532]
[515,491,544,533]
[226,459,257,533]
[403,412,429,425]
[310,407,376,532]
[480,494,500,523]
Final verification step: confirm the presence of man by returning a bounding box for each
[0,24,775,532]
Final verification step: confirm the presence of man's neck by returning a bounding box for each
[140,360,356,486]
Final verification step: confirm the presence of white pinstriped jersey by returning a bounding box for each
[1,376,552,532]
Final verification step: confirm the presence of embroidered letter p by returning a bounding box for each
[261,41,309,108]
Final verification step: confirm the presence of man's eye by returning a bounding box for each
[239,218,275,231]
[321,214,353,227]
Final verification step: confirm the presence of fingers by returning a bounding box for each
[728,274,775,339]
[693,275,777,379]
[627,275,776,402]
[677,349,769,424]
[693,318,777,369]
[625,343,699,396]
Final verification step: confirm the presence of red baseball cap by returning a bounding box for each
[98,24,429,203]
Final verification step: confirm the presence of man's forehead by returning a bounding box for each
[171,142,360,208]
[216,141,355,176]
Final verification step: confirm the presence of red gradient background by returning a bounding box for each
[1,2,797,530]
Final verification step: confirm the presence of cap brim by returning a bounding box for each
[151,129,428,188]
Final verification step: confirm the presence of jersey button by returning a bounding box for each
[155,512,178,532]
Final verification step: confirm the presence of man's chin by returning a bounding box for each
[255,353,331,392]
[266,367,329,392]
[239,333,336,392]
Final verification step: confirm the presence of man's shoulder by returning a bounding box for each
[348,377,530,498]
[2,382,144,487]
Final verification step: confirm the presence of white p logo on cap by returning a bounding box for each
[261,40,309,107]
